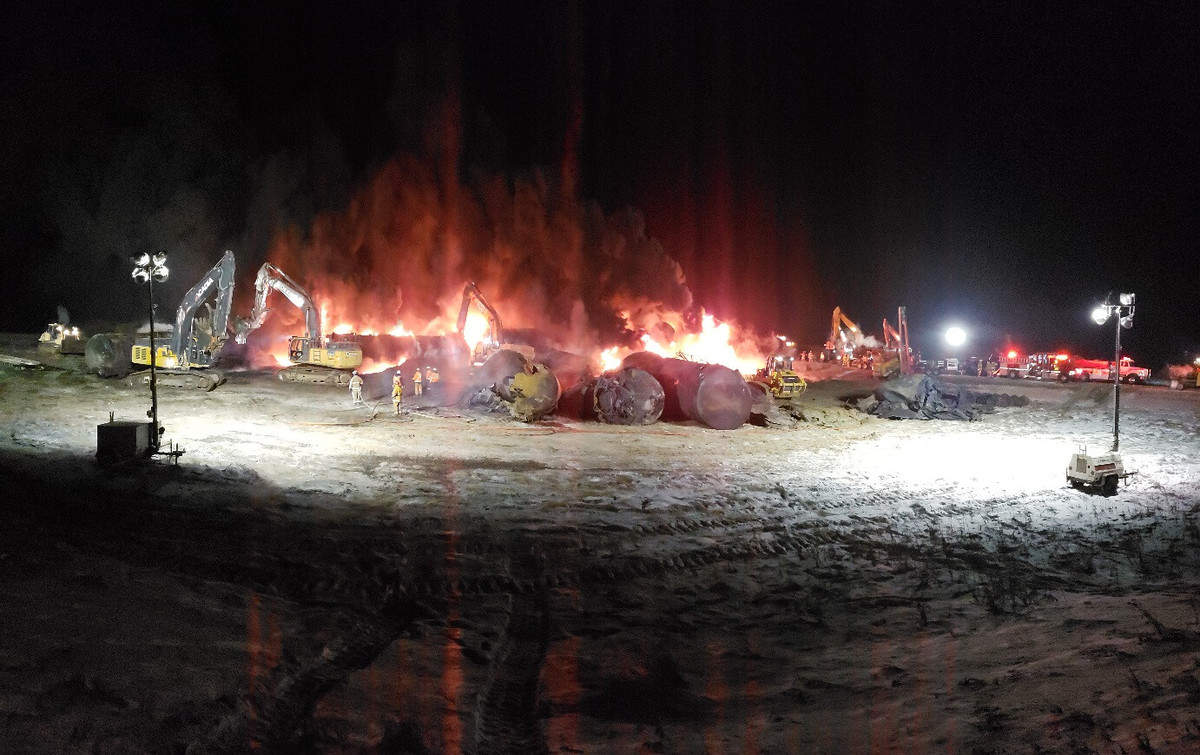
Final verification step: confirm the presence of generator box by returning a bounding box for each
[96,420,154,465]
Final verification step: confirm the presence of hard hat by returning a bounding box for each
[352,370,358,375]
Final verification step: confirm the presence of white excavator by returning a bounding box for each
[235,262,363,384]
[127,250,237,391]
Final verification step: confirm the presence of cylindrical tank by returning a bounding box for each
[591,367,665,424]
[506,364,561,422]
[621,351,752,429]
[470,349,561,422]
[84,333,133,377]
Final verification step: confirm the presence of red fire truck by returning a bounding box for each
[995,350,1071,381]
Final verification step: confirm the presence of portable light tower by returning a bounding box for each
[1066,293,1136,495]
[132,251,169,450]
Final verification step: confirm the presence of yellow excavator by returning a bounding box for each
[128,250,236,390]
[235,262,362,384]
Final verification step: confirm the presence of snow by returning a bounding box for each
[0,334,1198,752]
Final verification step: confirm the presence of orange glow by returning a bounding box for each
[599,346,622,372]
[331,322,355,335]
[599,309,766,374]
[1056,353,1069,361]
[387,322,414,337]
[273,353,292,368]
[460,310,491,356]
[359,358,405,375]
[1007,350,1018,359]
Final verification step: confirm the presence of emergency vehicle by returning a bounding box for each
[1067,356,1148,384]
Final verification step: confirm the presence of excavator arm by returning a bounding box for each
[882,318,902,349]
[235,262,322,346]
[455,281,502,344]
[171,250,236,367]
[881,306,913,373]
[829,306,861,349]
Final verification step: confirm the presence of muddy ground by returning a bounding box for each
[1,333,1199,753]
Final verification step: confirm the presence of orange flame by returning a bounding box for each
[461,310,492,356]
[597,310,765,375]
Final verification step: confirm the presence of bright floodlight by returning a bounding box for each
[945,326,966,347]
[1090,305,1110,325]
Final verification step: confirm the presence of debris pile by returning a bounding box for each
[864,374,1028,420]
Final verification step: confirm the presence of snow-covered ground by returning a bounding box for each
[1,334,1198,752]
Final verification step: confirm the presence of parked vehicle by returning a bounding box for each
[1068,356,1148,384]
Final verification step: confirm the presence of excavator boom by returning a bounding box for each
[234,261,362,382]
[171,250,236,367]
[237,262,322,346]
[829,306,862,350]
[455,281,503,342]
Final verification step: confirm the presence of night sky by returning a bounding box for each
[1,1,1197,366]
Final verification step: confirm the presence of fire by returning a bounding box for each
[238,156,780,375]
[360,358,406,375]
[273,353,291,368]
[599,346,622,372]
[461,310,492,356]
[598,310,766,375]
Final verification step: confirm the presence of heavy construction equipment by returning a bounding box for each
[38,322,85,354]
[753,354,806,398]
[826,307,861,359]
[127,250,237,390]
[877,306,913,378]
[456,281,505,365]
[236,262,363,384]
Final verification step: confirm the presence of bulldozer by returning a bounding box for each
[753,354,807,399]
[235,262,362,384]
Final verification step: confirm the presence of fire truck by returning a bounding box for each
[1067,356,1148,384]
[995,351,1070,381]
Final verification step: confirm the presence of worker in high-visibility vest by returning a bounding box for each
[348,370,364,405]
[412,368,423,397]
[425,366,439,397]
[392,373,404,415]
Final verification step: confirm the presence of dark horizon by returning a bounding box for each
[1,1,1197,366]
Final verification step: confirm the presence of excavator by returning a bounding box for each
[456,281,506,366]
[127,250,236,391]
[235,262,363,384]
[876,305,913,379]
[826,306,864,364]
